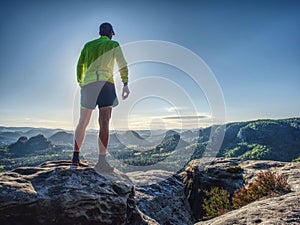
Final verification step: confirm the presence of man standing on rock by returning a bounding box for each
[72,22,129,172]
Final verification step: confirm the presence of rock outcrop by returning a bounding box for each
[0,161,158,225]
[1,158,299,225]
[128,170,194,225]
[8,134,54,156]
[180,158,300,224]
[195,188,300,225]
[181,158,245,220]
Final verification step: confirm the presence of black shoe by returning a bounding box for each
[94,156,114,173]
[71,152,80,166]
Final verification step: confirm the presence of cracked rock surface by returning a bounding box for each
[0,161,158,225]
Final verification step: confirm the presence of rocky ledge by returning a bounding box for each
[128,170,193,225]
[0,161,158,225]
[195,191,300,225]
[0,158,299,225]
[181,158,300,225]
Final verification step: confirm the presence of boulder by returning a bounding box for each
[195,191,300,225]
[128,170,194,225]
[180,158,300,224]
[180,158,244,220]
[238,160,299,188]
[0,160,158,225]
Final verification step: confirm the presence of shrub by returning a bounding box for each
[232,171,291,209]
[203,187,231,219]
[292,157,300,162]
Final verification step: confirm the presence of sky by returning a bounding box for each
[0,0,299,131]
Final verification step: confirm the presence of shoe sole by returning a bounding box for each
[70,161,89,169]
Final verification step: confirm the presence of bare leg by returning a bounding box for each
[94,106,114,172]
[74,108,93,152]
[98,107,112,155]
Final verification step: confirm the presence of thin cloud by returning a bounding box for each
[163,115,209,120]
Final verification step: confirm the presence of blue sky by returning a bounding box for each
[0,0,299,130]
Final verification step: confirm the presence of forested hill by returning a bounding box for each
[0,118,299,173]
[215,117,300,161]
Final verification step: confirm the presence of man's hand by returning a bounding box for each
[122,85,130,100]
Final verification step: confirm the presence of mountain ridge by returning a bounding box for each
[0,117,299,172]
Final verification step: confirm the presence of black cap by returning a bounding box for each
[99,22,115,36]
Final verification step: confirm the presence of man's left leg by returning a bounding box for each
[95,106,114,172]
[98,106,111,155]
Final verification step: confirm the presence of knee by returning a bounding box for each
[100,121,110,130]
[99,117,110,128]
[78,118,90,128]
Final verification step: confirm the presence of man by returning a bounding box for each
[72,22,129,172]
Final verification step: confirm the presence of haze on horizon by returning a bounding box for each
[0,0,299,131]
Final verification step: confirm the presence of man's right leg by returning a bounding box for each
[72,108,93,166]
[94,106,114,173]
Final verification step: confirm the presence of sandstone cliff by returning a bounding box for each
[0,158,299,225]
[181,158,300,225]
[0,161,158,225]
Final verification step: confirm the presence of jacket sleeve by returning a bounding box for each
[114,43,128,83]
[77,46,86,86]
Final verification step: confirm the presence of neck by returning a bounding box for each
[101,35,111,40]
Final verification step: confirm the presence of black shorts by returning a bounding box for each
[80,81,119,109]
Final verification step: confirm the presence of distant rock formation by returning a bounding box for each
[49,131,74,145]
[8,134,53,156]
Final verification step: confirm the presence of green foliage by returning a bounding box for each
[225,143,250,158]
[189,143,206,160]
[1,117,299,173]
[225,143,271,160]
[232,171,291,209]
[226,166,243,173]
[0,148,71,172]
[112,118,300,168]
[203,187,231,219]
[292,157,300,162]
[239,144,271,160]
[220,118,300,162]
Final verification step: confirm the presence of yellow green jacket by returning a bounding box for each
[77,36,128,86]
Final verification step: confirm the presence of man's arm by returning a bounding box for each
[77,47,86,86]
[114,44,130,99]
[114,44,128,85]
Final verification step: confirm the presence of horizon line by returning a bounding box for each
[1,116,299,131]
